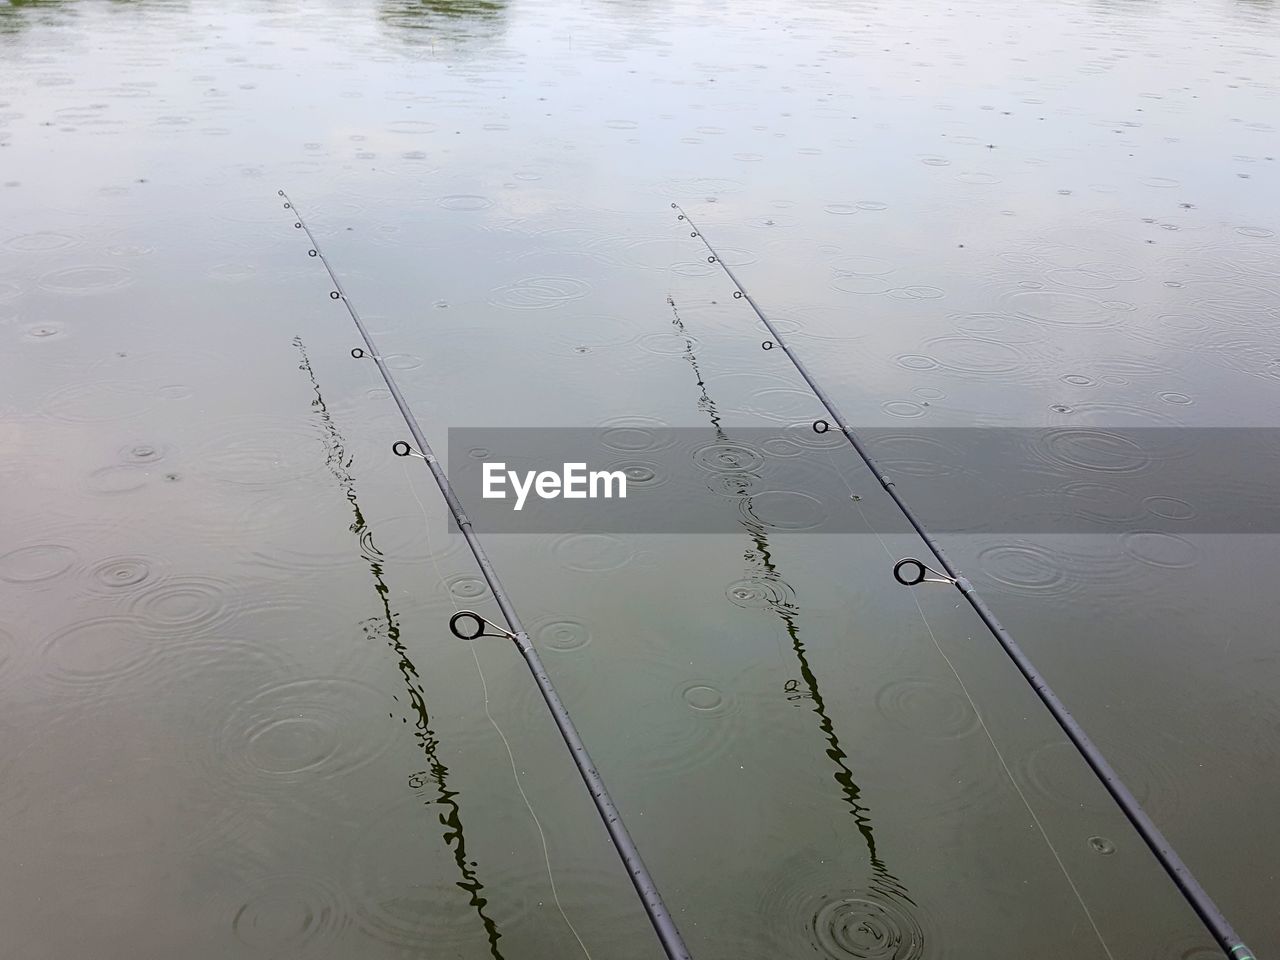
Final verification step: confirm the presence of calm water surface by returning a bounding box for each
[1,0,1277,957]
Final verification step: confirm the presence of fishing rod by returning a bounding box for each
[670,203,1255,960]
[276,190,693,960]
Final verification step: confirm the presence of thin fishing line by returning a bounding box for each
[827,444,1115,959]
[278,189,692,960]
[671,202,1254,960]
[469,645,595,960]
[907,582,1116,960]
[401,455,594,960]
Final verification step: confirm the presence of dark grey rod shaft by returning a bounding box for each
[672,202,1254,960]
[276,191,693,960]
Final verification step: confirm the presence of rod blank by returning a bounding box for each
[277,190,693,960]
[672,202,1254,960]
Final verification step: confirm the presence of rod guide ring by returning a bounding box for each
[893,557,956,586]
[449,609,516,641]
[449,610,485,640]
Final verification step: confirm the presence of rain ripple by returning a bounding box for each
[0,625,16,691]
[488,276,590,309]
[218,677,401,783]
[875,677,979,740]
[977,540,1157,603]
[39,615,165,691]
[1032,429,1155,474]
[1000,288,1127,328]
[622,675,744,781]
[225,873,349,954]
[196,417,327,487]
[693,440,766,473]
[0,542,79,584]
[811,895,926,960]
[38,264,134,295]
[128,575,238,636]
[726,574,796,611]
[549,533,635,572]
[345,797,530,951]
[759,864,934,960]
[42,380,159,423]
[437,194,493,211]
[3,231,80,253]
[535,618,591,652]
[1023,738,1190,823]
[919,334,1046,381]
[88,555,154,592]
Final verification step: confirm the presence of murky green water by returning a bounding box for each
[2,0,1277,957]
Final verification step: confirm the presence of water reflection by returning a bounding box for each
[293,337,508,959]
[0,0,192,35]
[378,0,509,48]
[666,297,913,910]
[1230,0,1278,22]
[0,0,68,35]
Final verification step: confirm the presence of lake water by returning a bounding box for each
[1,0,1277,957]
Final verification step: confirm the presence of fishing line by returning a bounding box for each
[676,281,1081,941]
[401,456,593,960]
[671,202,1254,960]
[277,189,693,960]
[822,439,1115,959]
